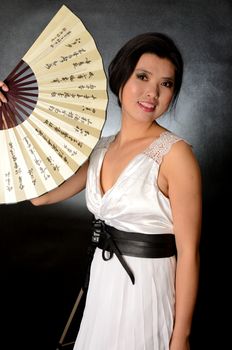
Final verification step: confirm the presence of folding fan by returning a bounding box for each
[0,5,108,204]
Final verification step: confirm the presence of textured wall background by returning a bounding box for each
[0,0,231,349]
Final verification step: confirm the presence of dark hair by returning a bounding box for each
[108,32,183,109]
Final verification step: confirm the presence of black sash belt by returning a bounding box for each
[84,219,176,288]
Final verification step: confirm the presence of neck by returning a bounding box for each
[116,116,161,145]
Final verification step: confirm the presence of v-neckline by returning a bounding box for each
[98,131,169,199]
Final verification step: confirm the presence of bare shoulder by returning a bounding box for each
[166,139,199,163]
[162,139,202,182]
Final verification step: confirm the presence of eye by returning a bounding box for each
[161,80,174,88]
[136,72,148,81]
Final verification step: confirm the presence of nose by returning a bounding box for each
[146,85,159,100]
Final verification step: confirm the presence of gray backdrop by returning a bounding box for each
[0,0,231,349]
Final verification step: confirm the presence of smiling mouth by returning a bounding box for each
[138,101,157,112]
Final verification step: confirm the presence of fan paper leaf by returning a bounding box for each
[0,5,108,204]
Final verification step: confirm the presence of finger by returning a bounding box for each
[0,91,8,103]
[0,81,9,92]
[0,81,8,102]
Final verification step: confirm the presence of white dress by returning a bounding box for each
[74,131,183,350]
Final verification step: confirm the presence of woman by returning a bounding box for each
[0,33,202,350]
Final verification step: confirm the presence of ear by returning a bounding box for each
[119,86,123,104]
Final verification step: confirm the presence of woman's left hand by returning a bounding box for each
[0,80,9,104]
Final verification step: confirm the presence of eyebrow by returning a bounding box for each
[135,68,175,81]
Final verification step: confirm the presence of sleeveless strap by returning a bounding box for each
[143,131,183,165]
[94,135,115,150]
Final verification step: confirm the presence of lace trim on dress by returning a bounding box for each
[143,131,183,165]
[94,135,115,150]
[94,132,183,165]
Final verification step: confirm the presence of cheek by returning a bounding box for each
[162,91,174,107]
[167,95,174,106]
[121,82,139,103]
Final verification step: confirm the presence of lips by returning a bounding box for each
[138,101,157,112]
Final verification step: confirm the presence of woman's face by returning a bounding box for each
[120,53,175,124]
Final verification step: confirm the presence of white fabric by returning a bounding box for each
[74,131,183,350]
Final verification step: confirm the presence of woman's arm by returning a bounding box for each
[31,160,89,206]
[162,141,202,350]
